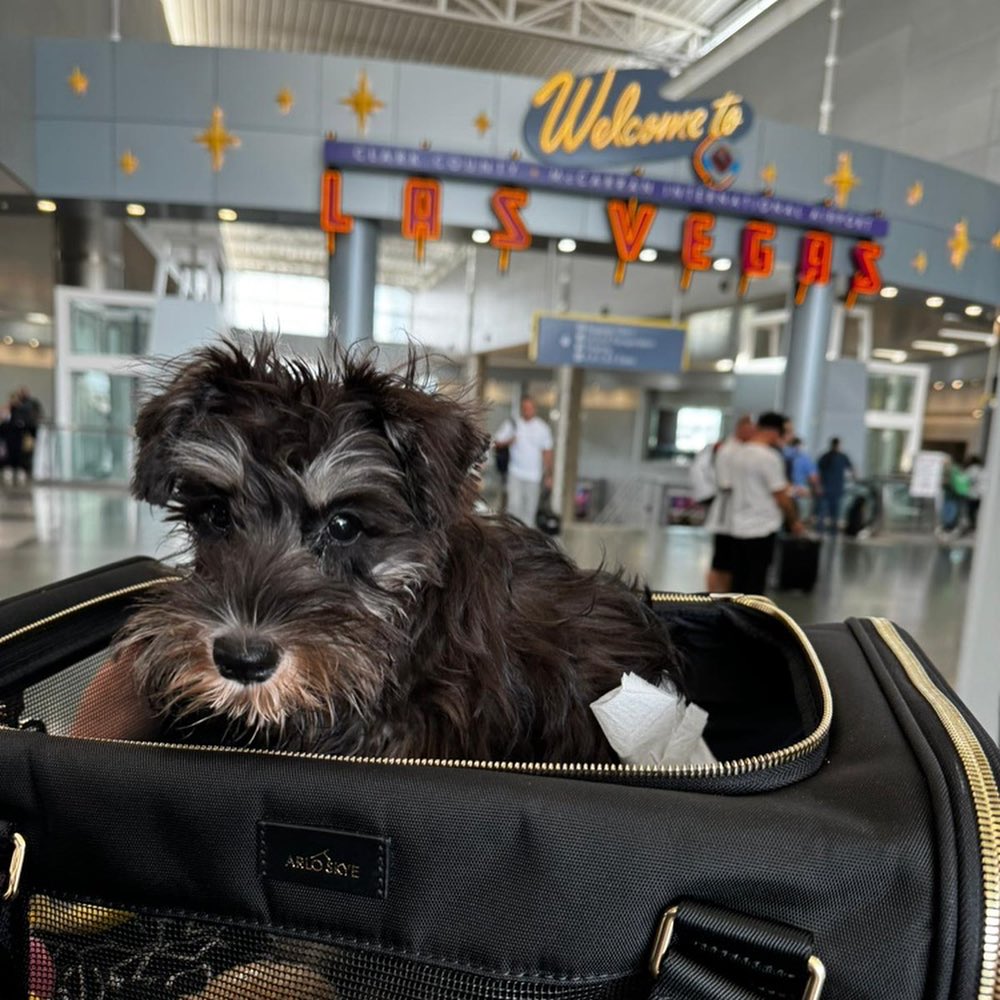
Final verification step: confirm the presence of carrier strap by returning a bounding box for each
[0,821,27,998]
[647,899,825,1000]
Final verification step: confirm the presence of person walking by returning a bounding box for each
[494,396,554,527]
[704,414,754,593]
[965,455,985,533]
[728,412,803,595]
[12,387,42,481]
[816,437,854,534]
[785,437,820,523]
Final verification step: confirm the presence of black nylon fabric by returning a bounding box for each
[848,620,973,1000]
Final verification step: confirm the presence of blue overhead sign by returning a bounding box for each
[531,313,686,372]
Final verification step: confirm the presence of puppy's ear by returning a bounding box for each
[342,355,489,527]
[132,350,226,505]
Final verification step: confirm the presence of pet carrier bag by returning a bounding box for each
[0,556,997,1000]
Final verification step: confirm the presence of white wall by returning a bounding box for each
[690,0,1000,182]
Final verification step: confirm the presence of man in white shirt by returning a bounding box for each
[728,411,802,594]
[704,414,754,593]
[494,396,554,526]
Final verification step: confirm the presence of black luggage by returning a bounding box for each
[1,557,998,999]
[775,534,821,593]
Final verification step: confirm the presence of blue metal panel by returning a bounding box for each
[219,50,323,133]
[35,40,113,121]
[756,120,833,205]
[216,131,322,212]
[320,58,399,144]
[396,65,496,154]
[115,43,215,125]
[36,120,114,198]
[113,123,214,204]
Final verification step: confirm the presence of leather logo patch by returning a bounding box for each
[259,822,388,899]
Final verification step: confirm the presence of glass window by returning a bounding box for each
[70,301,151,355]
[868,373,916,413]
[675,407,723,454]
[866,427,908,476]
[373,286,414,344]
[226,271,329,337]
[69,372,139,481]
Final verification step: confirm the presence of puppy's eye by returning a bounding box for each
[194,499,231,537]
[327,512,363,544]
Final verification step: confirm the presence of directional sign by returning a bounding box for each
[531,313,686,372]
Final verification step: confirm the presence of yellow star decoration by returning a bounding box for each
[340,71,384,136]
[825,151,860,209]
[276,87,295,115]
[911,250,928,275]
[906,181,924,206]
[195,106,241,173]
[118,150,139,176]
[67,66,89,96]
[948,219,971,270]
[760,163,777,190]
[474,112,492,136]
[991,231,1000,250]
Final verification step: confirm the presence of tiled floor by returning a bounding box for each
[0,485,972,681]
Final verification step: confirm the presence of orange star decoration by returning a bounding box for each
[991,231,1000,251]
[948,219,971,270]
[825,151,860,208]
[474,112,492,136]
[67,66,89,96]
[118,150,139,176]
[911,250,928,275]
[340,71,384,136]
[760,162,777,192]
[276,87,295,115]
[906,181,924,206]
[195,107,241,172]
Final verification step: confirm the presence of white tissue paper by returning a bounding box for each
[590,673,716,767]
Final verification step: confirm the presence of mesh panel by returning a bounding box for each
[21,650,110,736]
[29,895,636,1000]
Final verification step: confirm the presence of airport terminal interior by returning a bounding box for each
[4,0,1000,694]
[6,0,1000,997]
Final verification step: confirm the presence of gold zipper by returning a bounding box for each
[871,618,1000,1000]
[0,577,184,648]
[0,587,832,782]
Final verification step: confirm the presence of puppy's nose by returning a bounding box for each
[212,636,280,684]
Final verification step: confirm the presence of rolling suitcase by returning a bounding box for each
[0,557,998,999]
[776,534,821,593]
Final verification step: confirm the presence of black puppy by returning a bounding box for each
[119,340,684,762]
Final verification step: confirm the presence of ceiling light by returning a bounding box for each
[938,328,998,344]
[872,348,907,363]
[126,202,146,217]
[973,408,985,419]
[557,238,576,253]
[28,338,39,349]
[965,304,984,318]
[952,379,965,390]
[933,381,945,390]
[712,257,732,272]
[217,208,238,222]
[36,199,57,213]
[25,312,50,325]
[925,295,944,308]
[714,358,735,372]
[471,228,490,244]
[912,339,958,356]
[638,247,658,263]
[879,286,899,299]
[1,336,12,346]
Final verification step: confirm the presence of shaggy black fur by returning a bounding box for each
[120,339,684,762]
